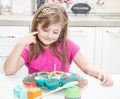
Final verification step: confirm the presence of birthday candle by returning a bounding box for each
[54,64,57,76]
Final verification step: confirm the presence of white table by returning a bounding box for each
[0,74,120,99]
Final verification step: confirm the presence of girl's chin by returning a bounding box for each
[42,42,52,47]
[41,40,57,47]
[42,41,55,46]
[43,44,50,48]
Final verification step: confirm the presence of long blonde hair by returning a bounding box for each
[29,3,68,69]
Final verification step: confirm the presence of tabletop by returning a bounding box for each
[0,74,120,99]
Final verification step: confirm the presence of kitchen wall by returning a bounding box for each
[9,0,120,15]
[105,0,120,13]
[71,0,120,13]
[11,0,32,15]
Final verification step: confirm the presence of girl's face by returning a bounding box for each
[37,23,62,47]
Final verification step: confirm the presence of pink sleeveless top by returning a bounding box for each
[21,39,80,74]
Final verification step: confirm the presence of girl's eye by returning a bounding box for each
[54,32,60,34]
[43,29,48,32]
[44,30,47,32]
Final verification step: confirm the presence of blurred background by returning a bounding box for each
[0,0,120,75]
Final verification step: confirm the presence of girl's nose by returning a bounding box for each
[47,33,52,38]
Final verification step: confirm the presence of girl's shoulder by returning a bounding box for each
[22,45,30,54]
[57,39,79,48]
[66,39,78,47]
[66,39,74,43]
[66,39,80,50]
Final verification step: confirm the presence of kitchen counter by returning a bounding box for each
[0,15,33,26]
[0,74,120,99]
[69,15,120,27]
[0,14,120,27]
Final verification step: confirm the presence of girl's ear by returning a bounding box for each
[35,26,38,31]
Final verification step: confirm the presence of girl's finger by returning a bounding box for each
[98,73,103,80]
[103,76,113,86]
[98,73,107,85]
[31,31,39,35]
[102,74,108,83]
[104,79,112,86]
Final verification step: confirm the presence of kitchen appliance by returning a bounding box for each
[71,3,91,14]
[32,0,48,14]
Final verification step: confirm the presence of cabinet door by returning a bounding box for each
[102,27,120,74]
[0,26,29,73]
[68,27,95,74]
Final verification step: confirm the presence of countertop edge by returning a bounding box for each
[0,15,120,27]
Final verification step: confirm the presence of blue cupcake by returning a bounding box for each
[45,78,60,90]
[60,76,73,86]
[62,72,77,80]
[34,75,48,86]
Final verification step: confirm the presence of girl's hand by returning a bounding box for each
[98,73,113,86]
[19,31,38,46]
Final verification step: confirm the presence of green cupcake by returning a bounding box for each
[64,86,81,99]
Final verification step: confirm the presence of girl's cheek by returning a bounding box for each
[37,33,41,37]
[56,34,60,39]
[36,27,39,32]
[53,36,59,40]
[36,32,40,39]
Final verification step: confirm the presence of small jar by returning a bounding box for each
[1,0,12,15]
[28,87,42,99]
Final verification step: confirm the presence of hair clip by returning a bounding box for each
[41,8,50,13]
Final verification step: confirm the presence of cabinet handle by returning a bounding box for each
[0,36,16,38]
[0,56,8,58]
[69,30,85,36]
[106,30,120,37]
[69,30,83,33]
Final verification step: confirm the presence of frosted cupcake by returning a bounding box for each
[45,78,60,90]
[60,76,73,86]
[34,75,48,86]
[64,86,81,99]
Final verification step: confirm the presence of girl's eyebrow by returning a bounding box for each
[54,29,61,31]
[54,30,61,33]
[54,30,60,32]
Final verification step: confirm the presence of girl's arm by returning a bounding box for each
[73,51,113,86]
[4,32,38,75]
[4,42,25,75]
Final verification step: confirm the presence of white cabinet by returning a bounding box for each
[0,26,29,73]
[68,27,96,74]
[1,26,120,74]
[95,27,120,74]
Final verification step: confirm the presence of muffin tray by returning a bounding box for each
[23,71,88,91]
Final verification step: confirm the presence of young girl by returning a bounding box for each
[4,3,113,86]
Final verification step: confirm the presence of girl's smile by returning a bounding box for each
[37,23,62,46]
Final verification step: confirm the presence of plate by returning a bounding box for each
[23,71,88,91]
